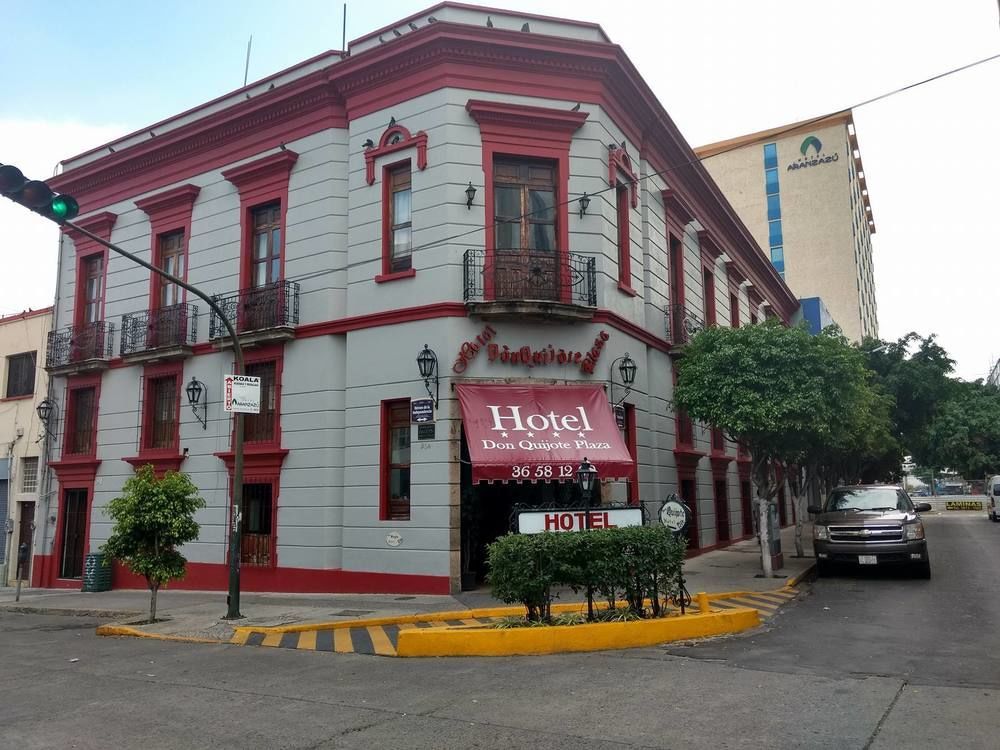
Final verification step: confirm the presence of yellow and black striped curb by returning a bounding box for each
[229,589,799,656]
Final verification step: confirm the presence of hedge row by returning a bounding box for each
[486,525,687,622]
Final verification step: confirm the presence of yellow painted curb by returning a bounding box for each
[396,607,760,657]
[785,563,816,589]
[96,624,221,645]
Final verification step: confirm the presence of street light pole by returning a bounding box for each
[59,220,247,620]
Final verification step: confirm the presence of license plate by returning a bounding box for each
[858,555,877,565]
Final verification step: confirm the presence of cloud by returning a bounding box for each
[0,119,131,316]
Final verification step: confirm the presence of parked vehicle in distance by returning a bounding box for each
[809,486,932,578]
[987,475,1000,522]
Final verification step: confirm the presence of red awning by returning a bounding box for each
[456,383,635,484]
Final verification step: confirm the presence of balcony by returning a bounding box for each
[463,249,597,322]
[120,303,198,363]
[209,280,300,347]
[45,322,115,375]
[668,303,704,354]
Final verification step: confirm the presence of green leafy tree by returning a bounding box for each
[102,466,205,622]
[925,380,1000,479]
[675,321,892,573]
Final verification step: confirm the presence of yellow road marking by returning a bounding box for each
[367,626,397,656]
[728,596,779,611]
[261,631,284,648]
[334,628,354,653]
[297,630,318,650]
[461,618,481,626]
[752,592,793,604]
[397,622,417,630]
[424,620,450,628]
[230,630,252,645]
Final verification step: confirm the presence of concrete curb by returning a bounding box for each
[230,591,764,637]
[1,605,143,619]
[396,608,761,657]
[95,624,222,644]
[784,561,817,588]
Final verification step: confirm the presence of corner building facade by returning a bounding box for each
[35,4,799,594]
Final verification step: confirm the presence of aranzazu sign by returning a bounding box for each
[456,383,635,484]
[787,135,839,171]
[452,324,610,375]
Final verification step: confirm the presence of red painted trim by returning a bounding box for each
[617,282,638,297]
[668,233,686,311]
[214,447,290,475]
[106,559,451,595]
[729,290,740,328]
[135,360,184,457]
[122,454,186,475]
[0,394,34,402]
[365,125,428,185]
[590,310,669,353]
[467,99,586,305]
[137,184,200,307]
[379,398,411,521]
[223,151,298,291]
[224,343,286,449]
[60,372,102,459]
[67,213,116,329]
[40,470,99,588]
[616,184,632,289]
[0,306,53,325]
[296,302,468,338]
[608,146,639,208]
[374,268,417,284]
[697,229,724,266]
[702,267,717,327]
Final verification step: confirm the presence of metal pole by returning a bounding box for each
[59,219,246,619]
[584,486,593,621]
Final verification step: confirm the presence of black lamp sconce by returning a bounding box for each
[185,377,208,430]
[610,353,638,406]
[416,345,440,407]
[578,192,591,218]
[36,398,56,440]
[465,182,477,209]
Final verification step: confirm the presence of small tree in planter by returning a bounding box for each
[102,465,205,623]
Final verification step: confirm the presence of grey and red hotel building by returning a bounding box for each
[33,3,799,594]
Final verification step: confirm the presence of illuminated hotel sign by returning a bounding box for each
[787,135,839,171]
[452,325,610,374]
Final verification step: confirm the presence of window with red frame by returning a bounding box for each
[241,482,273,566]
[382,400,411,520]
[81,255,104,324]
[144,375,178,451]
[157,231,184,308]
[243,360,277,444]
[730,292,740,328]
[67,387,96,455]
[616,184,631,288]
[5,352,36,398]
[702,268,717,326]
[388,163,412,272]
[251,203,282,288]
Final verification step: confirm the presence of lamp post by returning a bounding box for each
[36,399,55,440]
[577,456,598,621]
[185,377,208,429]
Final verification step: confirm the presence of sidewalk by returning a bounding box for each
[0,523,813,643]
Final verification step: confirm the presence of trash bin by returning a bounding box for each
[82,552,112,592]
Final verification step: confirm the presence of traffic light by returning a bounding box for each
[0,163,79,222]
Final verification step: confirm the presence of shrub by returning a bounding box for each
[486,524,686,622]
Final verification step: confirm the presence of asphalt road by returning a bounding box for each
[1,512,997,750]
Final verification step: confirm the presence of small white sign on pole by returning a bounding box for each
[223,374,261,414]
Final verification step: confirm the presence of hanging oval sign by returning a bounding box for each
[659,497,689,533]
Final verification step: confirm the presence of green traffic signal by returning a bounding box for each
[0,162,79,222]
[50,194,79,220]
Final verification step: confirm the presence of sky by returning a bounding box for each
[1,0,997,379]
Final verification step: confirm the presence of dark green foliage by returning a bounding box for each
[486,525,686,622]
[926,380,1000,478]
[102,465,205,622]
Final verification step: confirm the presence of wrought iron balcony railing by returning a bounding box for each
[120,303,198,357]
[209,280,300,339]
[463,249,597,307]
[46,321,115,370]
[668,303,705,347]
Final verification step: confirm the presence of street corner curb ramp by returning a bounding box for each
[395,607,761,657]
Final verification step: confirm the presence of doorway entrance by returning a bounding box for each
[60,489,88,579]
[17,502,35,582]
[714,479,730,543]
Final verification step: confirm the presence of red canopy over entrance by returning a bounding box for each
[456,383,635,484]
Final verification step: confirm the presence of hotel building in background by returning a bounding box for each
[696,111,878,342]
[33,3,801,594]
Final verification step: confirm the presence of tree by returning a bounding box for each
[674,322,891,572]
[925,380,1000,480]
[102,466,205,622]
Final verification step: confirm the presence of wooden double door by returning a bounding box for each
[60,490,88,579]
